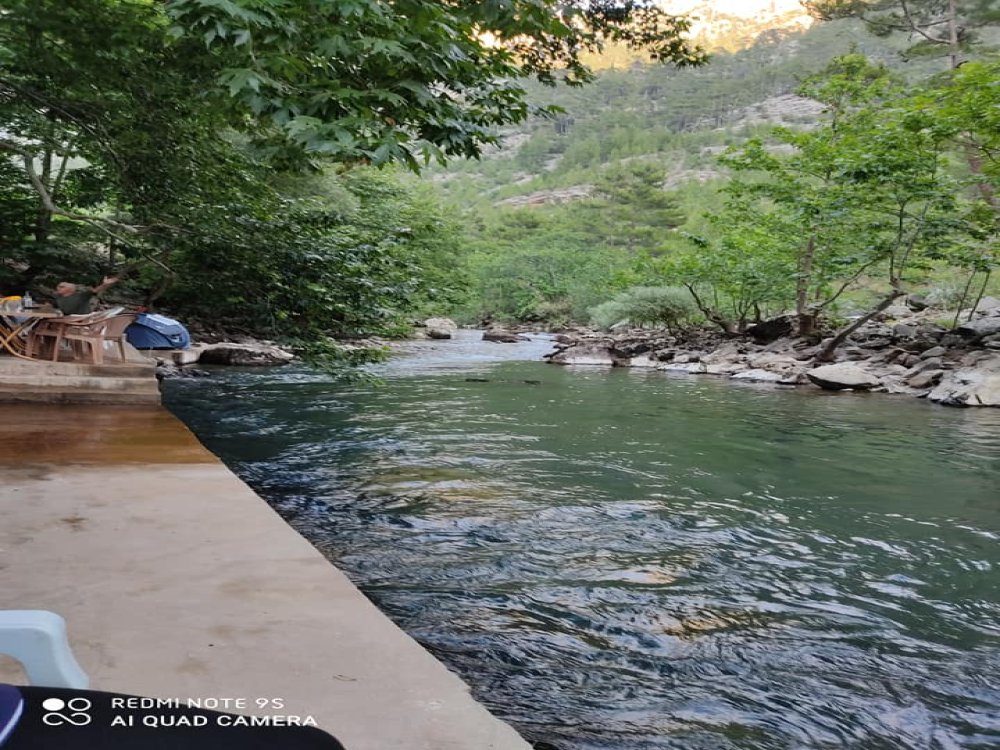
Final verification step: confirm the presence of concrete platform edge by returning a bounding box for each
[0,407,531,750]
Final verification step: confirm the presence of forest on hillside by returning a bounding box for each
[441,4,1000,345]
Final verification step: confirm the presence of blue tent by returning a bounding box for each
[125,313,192,350]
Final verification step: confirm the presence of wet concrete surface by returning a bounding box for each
[0,405,212,465]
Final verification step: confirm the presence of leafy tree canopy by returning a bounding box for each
[165,0,708,169]
[0,0,708,358]
[805,0,999,65]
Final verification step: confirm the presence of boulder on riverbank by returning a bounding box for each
[548,342,620,366]
[419,317,459,339]
[746,315,794,344]
[954,316,1000,343]
[807,363,881,391]
[197,342,295,366]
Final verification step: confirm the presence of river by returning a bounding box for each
[164,331,1000,749]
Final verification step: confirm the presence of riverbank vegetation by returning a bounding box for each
[445,2,999,358]
[0,0,703,363]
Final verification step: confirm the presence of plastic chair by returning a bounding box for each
[99,313,139,363]
[0,610,89,688]
[26,308,128,364]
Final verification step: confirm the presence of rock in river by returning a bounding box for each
[198,342,294,366]
[423,317,458,340]
[483,329,530,343]
[806,363,881,391]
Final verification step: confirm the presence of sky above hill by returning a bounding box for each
[663,0,809,17]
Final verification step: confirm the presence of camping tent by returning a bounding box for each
[125,313,191,350]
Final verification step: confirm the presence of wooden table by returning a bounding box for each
[0,309,63,359]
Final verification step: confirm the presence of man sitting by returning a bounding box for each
[53,276,119,316]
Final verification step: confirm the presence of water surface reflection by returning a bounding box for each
[166,333,1000,749]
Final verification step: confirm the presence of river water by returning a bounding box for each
[164,331,1000,749]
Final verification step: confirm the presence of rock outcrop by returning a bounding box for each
[197,342,295,367]
[928,354,1000,407]
[548,343,620,366]
[544,302,1000,407]
[422,317,459,340]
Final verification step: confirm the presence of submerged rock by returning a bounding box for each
[731,368,786,383]
[155,363,210,380]
[658,361,708,374]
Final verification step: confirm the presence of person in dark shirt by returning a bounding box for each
[53,276,119,315]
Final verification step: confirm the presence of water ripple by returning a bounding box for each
[165,336,1000,749]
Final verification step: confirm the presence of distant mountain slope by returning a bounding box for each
[427,19,909,208]
[661,0,814,51]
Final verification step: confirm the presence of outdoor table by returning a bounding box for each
[0,309,62,360]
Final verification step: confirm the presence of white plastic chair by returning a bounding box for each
[0,611,89,688]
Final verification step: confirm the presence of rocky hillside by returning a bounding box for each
[662,0,814,50]
[428,18,906,209]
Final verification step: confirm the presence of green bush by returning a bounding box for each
[924,282,968,309]
[589,286,695,331]
[533,299,575,328]
[589,299,629,329]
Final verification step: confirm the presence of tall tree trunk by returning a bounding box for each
[952,271,978,329]
[968,270,991,322]
[33,147,54,244]
[948,0,960,70]
[796,235,817,336]
[814,290,904,363]
[965,144,1000,213]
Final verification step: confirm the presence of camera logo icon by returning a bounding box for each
[41,697,92,726]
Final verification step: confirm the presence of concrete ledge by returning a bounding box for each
[0,375,158,392]
[0,359,154,378]
[131,347,203,366]
[0,355,160,405]
[0,406,529,749]
[0,389,161,405]
[163,347,203,366]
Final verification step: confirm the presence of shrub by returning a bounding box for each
[589,299,629,329]
[589,286,695,331]
[534,299,575,328]
[925,282,968,309]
